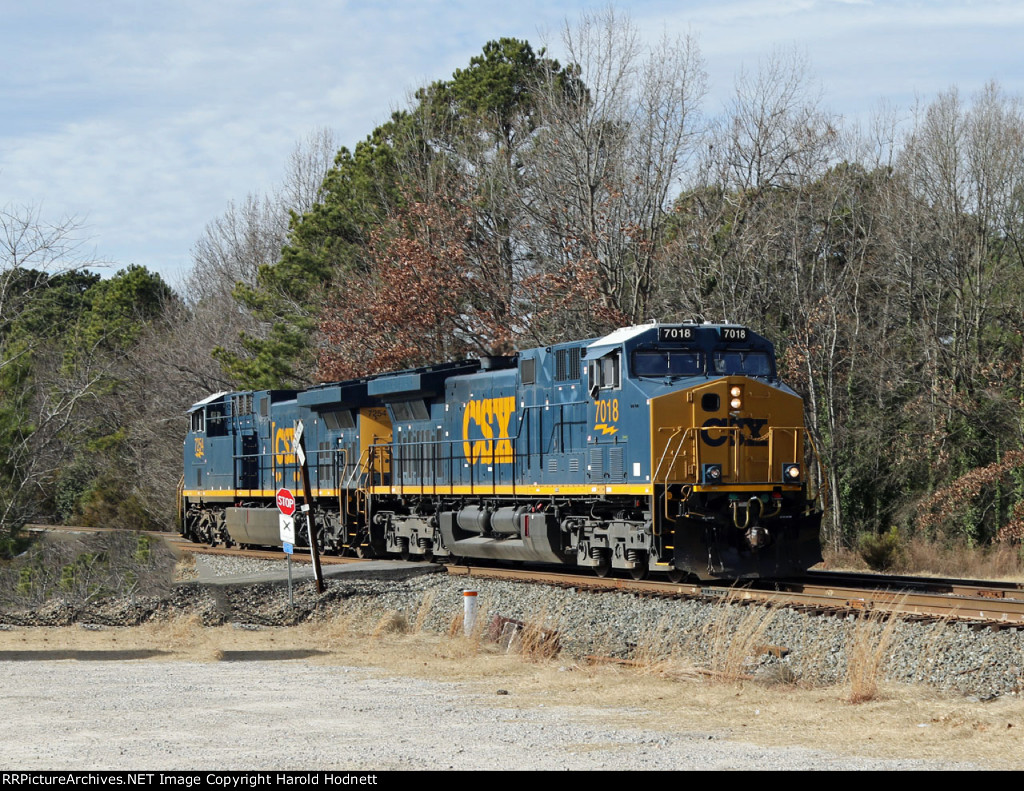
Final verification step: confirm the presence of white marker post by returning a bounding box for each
[463,589,478,637]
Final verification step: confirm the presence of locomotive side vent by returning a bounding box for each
[554,348,582,382]
[520,357,536,385]
[608,447,624,479]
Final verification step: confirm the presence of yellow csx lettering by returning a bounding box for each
[274,427,295,466]
[194,437,204,458]
[462,396,515,464]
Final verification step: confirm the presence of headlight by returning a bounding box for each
[702,463,723,484]
[783,463,801,482]
[729,386,742,410]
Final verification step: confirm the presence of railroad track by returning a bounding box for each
[445,564,1024,628]
[26,524,1024,627]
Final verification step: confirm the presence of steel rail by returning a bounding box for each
[444,565,1024,626]
[29,524,1024,625]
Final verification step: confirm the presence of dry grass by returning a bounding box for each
[845,608,902,703]
[902,538,1024,580]
[314,610,357,651]
[370,611,410,638]
[513,607,562,662]
[173,553,197,582]
[822,536,1024,581]
[625,617,706,682]
[701,593,782,682]
[413,591,435,632]
[630,617,676,672]
[3,616,1024,768]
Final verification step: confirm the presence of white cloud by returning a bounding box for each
[1,0,1022,285]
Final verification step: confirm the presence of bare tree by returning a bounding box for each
[280,126,340,216]
[0,205,108,535]
[522,8,707,337]
[0,204,101,342]
[666,47,839,326]
[187,128,340,305]
[179,126,341,387]
[901,84,1024,394]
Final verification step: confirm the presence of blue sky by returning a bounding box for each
[2,0,1022,289]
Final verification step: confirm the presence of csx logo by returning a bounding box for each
[194,437,204,458]
[274,427,296,465]
[463,397,515,465]
[700,417,768,447]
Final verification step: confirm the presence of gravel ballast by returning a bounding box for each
[185,555,1024,699]
[1,553,1021,770]
[4,553,1023,698]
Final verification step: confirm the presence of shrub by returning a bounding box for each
[859,526,903,571]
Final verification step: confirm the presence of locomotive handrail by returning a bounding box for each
[803,430,831,512]
[362,400,593,496]
[655,424,808,487]
[766,426,803,482]
[367,437,453,496]
[335,446,349,485]
[176,474,184,529]
[653,426,689,483]
[515,400,588,480]
[341,450,361,489]
[653,427,693,523]
[342,447,373,491]
[654,425,744,484]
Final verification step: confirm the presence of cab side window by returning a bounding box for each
[588,351,621,392]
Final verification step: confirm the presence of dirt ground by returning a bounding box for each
[0,620,1020,770]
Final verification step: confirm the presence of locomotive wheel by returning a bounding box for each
[629,563,648,581]
[398,538,411,562]
[593,551,612,578]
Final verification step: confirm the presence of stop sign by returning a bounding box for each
[276,488,296,516]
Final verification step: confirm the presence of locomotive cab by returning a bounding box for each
[579,322,822,579]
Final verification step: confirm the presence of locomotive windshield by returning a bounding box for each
[711,350,773,377]
[633,350,702,377]
[632,348,773,378]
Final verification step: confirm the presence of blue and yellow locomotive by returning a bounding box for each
[181,323,823,580]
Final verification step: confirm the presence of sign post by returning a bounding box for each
[293,420,324,593]
[278,489,297,606]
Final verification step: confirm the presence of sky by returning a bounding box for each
[2,0,1023,290]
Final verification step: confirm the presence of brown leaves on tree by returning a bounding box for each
[917,449,1024,542]
[318,196,475,380]
[316,191,626,381]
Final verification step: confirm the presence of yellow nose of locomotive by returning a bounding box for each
[649,377,806,490]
